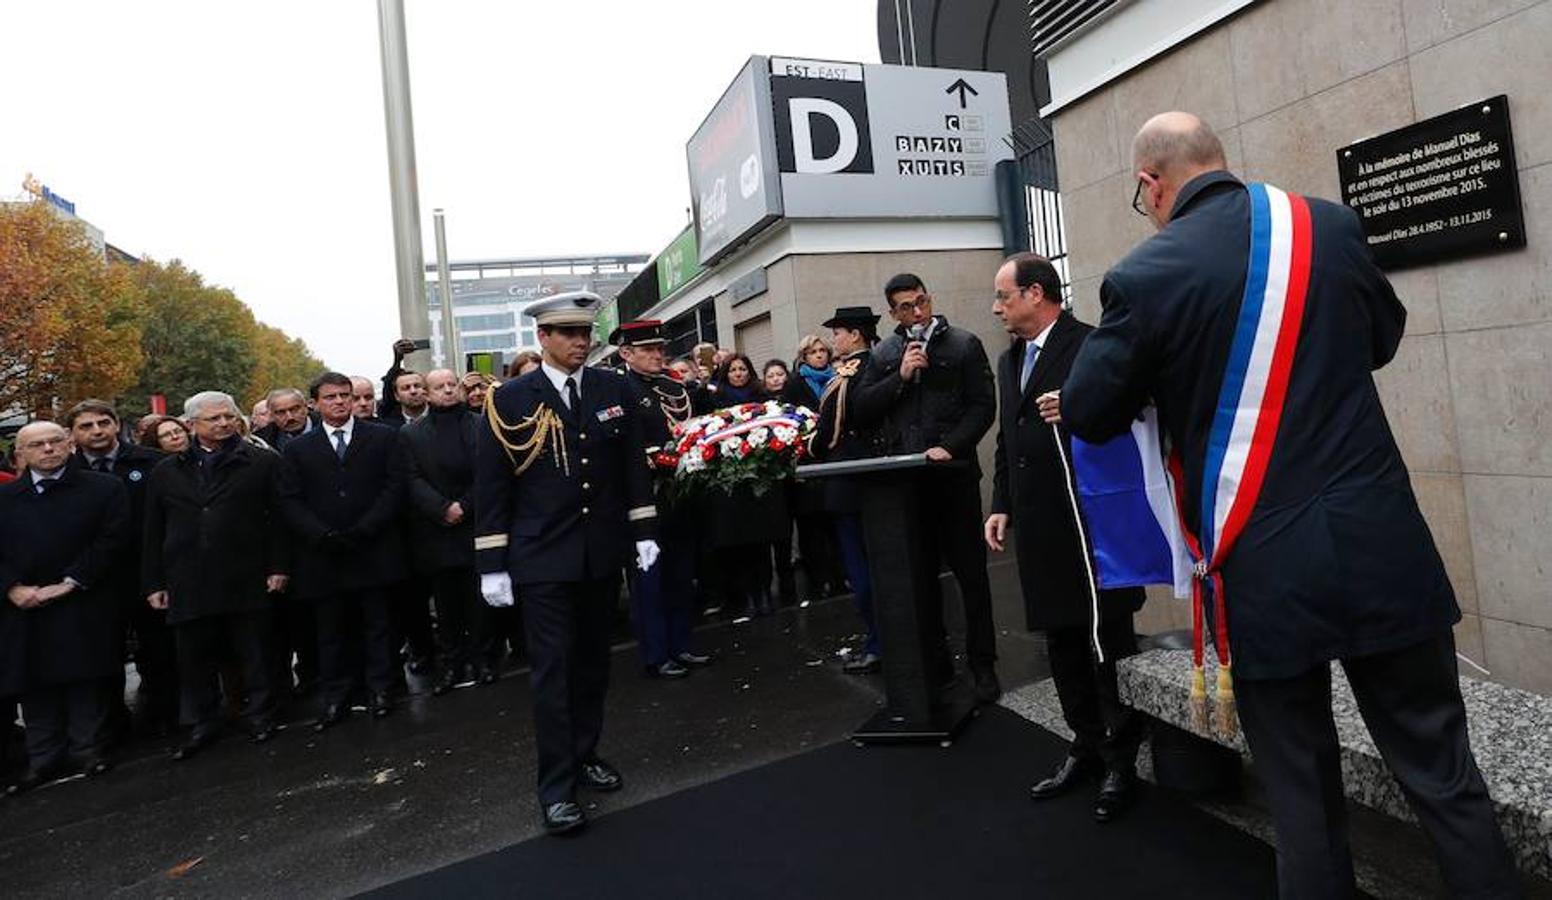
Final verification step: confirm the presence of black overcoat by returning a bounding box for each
[991,313,1144,631]
[278,419,406,598]
[71,441,163,609]
[0,468,129,695]
[141,440,290,625]
[1063,171,1457,679]
[805,349,884,513]
[399,407,478,574]
[474,367,657,584]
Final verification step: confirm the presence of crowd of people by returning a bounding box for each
[1,107,1521,894]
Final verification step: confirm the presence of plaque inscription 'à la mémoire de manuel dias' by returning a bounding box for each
[1337,95,1525,270]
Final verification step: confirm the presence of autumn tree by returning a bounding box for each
[119,259,261,417]
[245,322,326,409]
[0,201,146,418]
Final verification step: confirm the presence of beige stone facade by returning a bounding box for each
[1048,0,1552,693]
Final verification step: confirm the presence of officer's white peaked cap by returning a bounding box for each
[527,291,604,327]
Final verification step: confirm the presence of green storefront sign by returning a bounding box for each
[593,299,620,346]
[656,227,703,298]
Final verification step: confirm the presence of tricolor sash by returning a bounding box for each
[1173,182,1314,735]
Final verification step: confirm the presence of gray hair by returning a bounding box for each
[266,387,305,406]
[184,390,238,419]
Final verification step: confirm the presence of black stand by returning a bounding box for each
[797,453,977,746]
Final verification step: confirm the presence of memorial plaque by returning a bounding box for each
[1337,95,1524,270]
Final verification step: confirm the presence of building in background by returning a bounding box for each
[421,254,646,369]
[906,0,1552,694]
[13,172,108,258]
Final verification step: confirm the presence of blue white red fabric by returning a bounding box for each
[1070,408,1193,598]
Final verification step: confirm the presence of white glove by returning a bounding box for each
[480,572,514,608]
[635,539,660,572]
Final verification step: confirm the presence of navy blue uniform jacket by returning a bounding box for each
[475,367,657,585]
[1062,171,1457,679]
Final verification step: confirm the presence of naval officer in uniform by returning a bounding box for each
[612,319,711,679]
[475,291,661,836]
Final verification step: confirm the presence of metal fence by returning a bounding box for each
[1011,117,1071,300]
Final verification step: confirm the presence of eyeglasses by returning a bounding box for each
[892,297,931,314]
[195,413,239,423]
[1131,174,1158,217]
[993,286,1029,303]
[21,436,69,450]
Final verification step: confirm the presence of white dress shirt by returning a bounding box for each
[541,361,583,408]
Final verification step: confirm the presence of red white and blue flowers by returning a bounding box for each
[648,401,817,497]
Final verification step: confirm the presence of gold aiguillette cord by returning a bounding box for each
[484,390,570,477]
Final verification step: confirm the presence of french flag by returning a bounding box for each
[1067,408,1193,599]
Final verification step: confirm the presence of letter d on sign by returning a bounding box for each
[789,98,859,174]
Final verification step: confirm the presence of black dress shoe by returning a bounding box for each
[842,652,882,674]
[1030,754,1101,800]
[674,651,712,667]
[172,731,220,762]
[972,666,1003,705]
[313,704,348,733]
[432,670,459,696]
[5,767,58,796]
[579,758,623,792]
[83,756,112,777]
[542,800,586,835]
[645,660,690,679]
[1093,769,1136,823]
[477,666,500,686]
[369,693,393,718]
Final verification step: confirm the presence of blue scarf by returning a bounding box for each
[798,362,834,398]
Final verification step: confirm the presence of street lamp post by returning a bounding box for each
[376,0,430,371]
[433,209,460,375]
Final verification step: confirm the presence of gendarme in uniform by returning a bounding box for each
[474,290,658,836]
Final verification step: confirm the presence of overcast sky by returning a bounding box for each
[0,1,880,378]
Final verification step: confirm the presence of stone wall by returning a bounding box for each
[1049,0,1552,693]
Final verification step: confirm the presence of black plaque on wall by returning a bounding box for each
[1336,95,1524,270]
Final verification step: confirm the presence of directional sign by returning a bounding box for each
[945,78,979,109]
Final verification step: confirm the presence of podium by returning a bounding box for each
[796,453,978,746]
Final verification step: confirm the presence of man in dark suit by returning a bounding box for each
[378,340,430,429]
[982,253,1146,822]
[1055,112,1516,897]
[401,369,496,695]
[143,391,290,760]
[377,344,437,675]
[476,291,660,835]
[66,400,176,736]
[852,273,1002,703]
[279,372,407,729]
[0,422,128,795]
[253,386,320,696]
[613,320,710,680]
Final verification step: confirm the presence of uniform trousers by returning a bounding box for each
[521,576,617,805]
[176,610,278,736]
[833,514,879,656]
[315,588,395,706]
[917,469,998,668]
[1234,633,1519,900]
[1046,619,1139,769]
[630,537,695,667]
[430,566,493,675]
[21,681,110,772]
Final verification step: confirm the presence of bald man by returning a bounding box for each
[1054,112,1516,898]
[0,422,129,794]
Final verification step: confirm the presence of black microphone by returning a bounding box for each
[906,323,926,382]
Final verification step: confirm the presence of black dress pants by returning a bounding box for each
[918,469,998,668]
[21,681,109,772]
[1234,634,1519,900]
[176,610,279,736]
[521,577,617,805]
[1046,619,1140,769]
[430,566,493,675]
[391,576,436,665]
[315,588,395,706]
[272,592,318,692]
